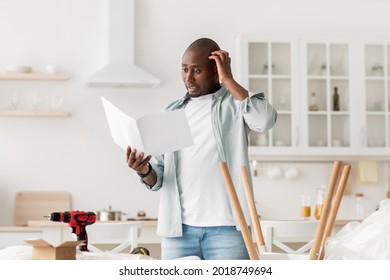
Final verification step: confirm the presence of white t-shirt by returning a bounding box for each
[177,94,234,226]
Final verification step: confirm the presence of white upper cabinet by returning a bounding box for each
[301,39,355,154]
[236,34,390,159]
[236,35,299,157]
[360,42,390,155]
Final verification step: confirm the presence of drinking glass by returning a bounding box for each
[32,94,41,111]
[10,92,19,109]
[50,94,63,110]
[314,187,326,220]
[300,194,311,220]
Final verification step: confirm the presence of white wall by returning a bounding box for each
[1,0,389,226]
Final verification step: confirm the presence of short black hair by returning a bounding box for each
[187,38,220,55]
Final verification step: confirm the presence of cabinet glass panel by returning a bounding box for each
[331,115,350,147]
[308,79,327,111]
[272,78,291,111]
[249,131,269,147]
[366,115,386,147]
[330,44,349,76]
[271,43,290,75]
[388,46,390,76]
[388,80,390,111]
[365,45,384,77]
[246,39,292,149]
[248,43,267,75]
[308,115,327,147]
[388,116,390,145]
[272,114,291,147]
[249,78,268,94]
[364,44,388,149]
[307,44,349,105]
[307,44,327,76]
[330,79,350,112]
[365,80,385,111]
[306,42,350,151]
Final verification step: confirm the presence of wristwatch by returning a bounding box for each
[137,163,152,178]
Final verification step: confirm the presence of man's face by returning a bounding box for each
[181,48,219,97]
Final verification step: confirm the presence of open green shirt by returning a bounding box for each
[141,86,277,237]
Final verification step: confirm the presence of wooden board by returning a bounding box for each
[14,191,71,226]
[0,109,70,118]
[0,73,70,80]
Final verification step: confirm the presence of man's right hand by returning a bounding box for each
[126,146,152,174]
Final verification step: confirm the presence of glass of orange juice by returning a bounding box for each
[314,203,324,220]
[300,194,311,220]
[314,186,326,220]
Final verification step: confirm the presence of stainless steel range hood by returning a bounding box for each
[87,0,160,88]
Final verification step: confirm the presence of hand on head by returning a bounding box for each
[209,50,233,85]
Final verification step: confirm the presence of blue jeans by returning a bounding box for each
[161,224,250,260]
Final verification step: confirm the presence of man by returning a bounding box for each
[127,38,277,260]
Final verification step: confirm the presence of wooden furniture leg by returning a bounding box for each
[219,162,259,260]
[309,160,341,260]
[240,165,266,254]
[319,164,351,260]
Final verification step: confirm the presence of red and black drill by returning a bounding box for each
[47,210,96,251]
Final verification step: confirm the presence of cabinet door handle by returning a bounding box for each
[295,127,299,147]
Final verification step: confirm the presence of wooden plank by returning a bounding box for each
[0,73,70,81]
[14,191,71,226]
[0,110,70,117]
[0,226,43,232]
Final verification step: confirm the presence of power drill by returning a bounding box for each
[47,210,96,251]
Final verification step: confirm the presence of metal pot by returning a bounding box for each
[96,206,122,221]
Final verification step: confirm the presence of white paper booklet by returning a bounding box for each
[101,97,194,156]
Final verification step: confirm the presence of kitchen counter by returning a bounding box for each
[334,219,361,226]
[0,219,356,259]
[1,219,356,233]
[0,220,160,250]
[1,219,357,232]
[0,219,355,248]
[0,218,353,238]
[0,226,42,249]
[0,226,43,232]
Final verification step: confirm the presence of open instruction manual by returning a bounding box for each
[101,97,194,156]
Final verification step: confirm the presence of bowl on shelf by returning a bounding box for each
[4,65,33,73]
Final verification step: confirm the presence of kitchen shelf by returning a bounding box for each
[0,109,70,118]
[0,73,70,81]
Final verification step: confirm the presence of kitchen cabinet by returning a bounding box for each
[362,43,390,153]
[235,35,299,157]
[0,72,70,117]
[236,34,390,160]
[301,39,355,152]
